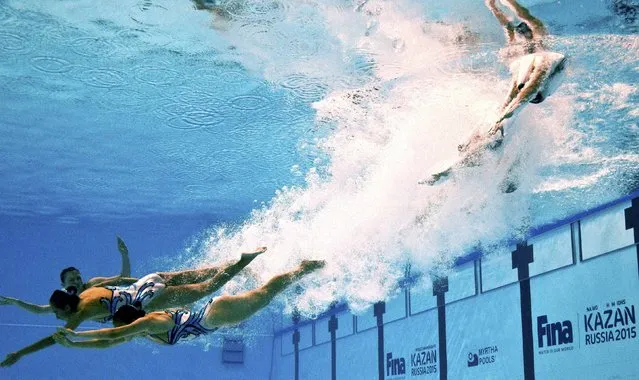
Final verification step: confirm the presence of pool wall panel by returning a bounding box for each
[409,282,437,315]
[446,283,524,379]
[480,245,519,291]
[580,201,634,260]
[531,245,639,379]
[356,305,378,332]
[528,223,574,277]
[445,260,476,304]
[271,194,639,379]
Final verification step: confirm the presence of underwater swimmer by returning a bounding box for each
[53,260,325,349]
[421,0,566,187]
[0,247,266,367]
[478,0,566,138]
[0,236,134,315]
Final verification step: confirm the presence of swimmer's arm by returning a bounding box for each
[53,333,128,349]
[117,236,131,277]
[0,296,51,314]
[61,315,169,341]
[1,317,83,367]
[85,236,134,288]
[493,64,547,130]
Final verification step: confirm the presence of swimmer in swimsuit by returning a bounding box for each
[0,236,134,315]
[422,0,566,188]
[52,260,325,349]
[0,247,267,367]
[468,0,566,145]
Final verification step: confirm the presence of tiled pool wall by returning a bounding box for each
[271,195,639,379]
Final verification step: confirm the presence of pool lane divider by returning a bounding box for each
[512,242,535,380]
[374,301,386,380]
[624,196,639,277]
[433,276,449,380]
[329,313,338,380]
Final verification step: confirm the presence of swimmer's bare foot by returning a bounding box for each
[241,247,267,261]
[300,260,326,275]
[488,124,504,136]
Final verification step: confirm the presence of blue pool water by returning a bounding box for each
[0,0,637,379]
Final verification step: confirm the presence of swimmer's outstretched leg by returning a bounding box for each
[203,260,326,327]
[485,0,515,43]
[158,247,267,286]
[500,0,547,37]
[146,248,268,310]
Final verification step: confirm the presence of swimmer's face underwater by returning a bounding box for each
[49,290,79,321]
[61,268,84,292]
[50,303,73,321]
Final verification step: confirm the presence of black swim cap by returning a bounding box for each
[49,290,80,312]
[65,286,78,295]
[113,304,146,326]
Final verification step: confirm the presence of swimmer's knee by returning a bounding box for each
[207,296,236,317]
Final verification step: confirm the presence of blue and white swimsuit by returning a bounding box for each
[166,298,218,345]
[100,273,166,322]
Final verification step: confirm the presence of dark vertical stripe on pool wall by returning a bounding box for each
[624,197,639,277]
[512,242,535,380]
[329,314,338,380]
[374,301,386,380]
[293,329,300,380]
[433,277,449,380]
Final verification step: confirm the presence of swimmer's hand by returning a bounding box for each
[117,236,129,256]
[0,296,17,306]
[1,352,20,367]
[488,123,505,137]
[56,327,78,337]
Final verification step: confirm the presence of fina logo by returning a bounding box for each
[537,315,573,348]
[386,352,406,377]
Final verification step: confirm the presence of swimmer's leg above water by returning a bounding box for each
[485,0,516,43]
[500,0,547,40]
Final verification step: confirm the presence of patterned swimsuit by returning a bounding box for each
[166,298,218,345]
[100,273,166,322]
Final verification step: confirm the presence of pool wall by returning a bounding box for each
[271,193,639,379]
